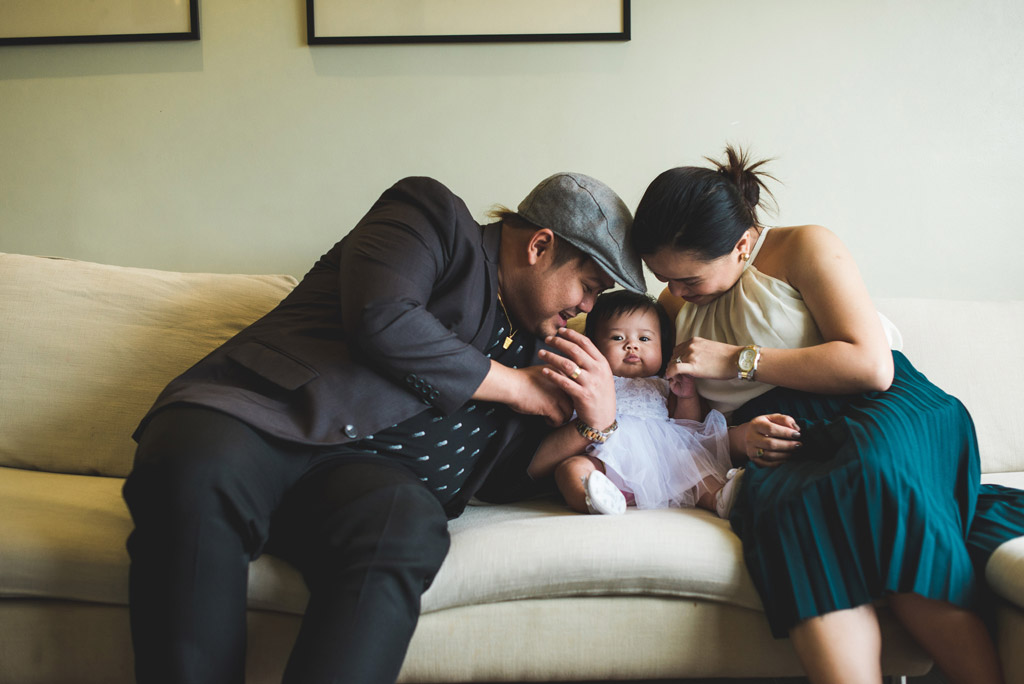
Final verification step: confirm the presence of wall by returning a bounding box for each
[1,0,1022,299]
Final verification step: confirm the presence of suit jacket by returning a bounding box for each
[136,177,549,514]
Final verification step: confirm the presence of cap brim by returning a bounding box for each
[557,234,646,294]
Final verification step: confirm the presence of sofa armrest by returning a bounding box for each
[988,536,1024,611]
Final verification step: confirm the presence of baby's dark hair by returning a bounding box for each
[584,290,675,376]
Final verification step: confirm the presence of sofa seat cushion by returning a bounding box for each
[0,468,132,605]
[0,466,765,615]
[421,500,763,614]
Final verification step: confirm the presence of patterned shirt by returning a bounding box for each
[347,306,531,504]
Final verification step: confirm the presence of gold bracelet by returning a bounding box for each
[575,418,618,444]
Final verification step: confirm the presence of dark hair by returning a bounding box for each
[631,146,778,260]
[488,206,586,268]
[584,290,675,376]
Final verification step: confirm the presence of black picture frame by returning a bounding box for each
[0,0,200,46]
[307,0,630,45]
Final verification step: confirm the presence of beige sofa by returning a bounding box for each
[1,251,1022,683]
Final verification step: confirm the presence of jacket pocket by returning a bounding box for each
[227,340,319,391]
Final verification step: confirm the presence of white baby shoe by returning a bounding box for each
[583,470,627,515]
[714,468,744,519]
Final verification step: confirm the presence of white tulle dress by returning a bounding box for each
[591,376,732,510]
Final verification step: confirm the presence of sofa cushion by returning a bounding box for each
[421,500,762,614]
[0,466,763,615]
[0,253,297,477]
[0,468,131,604]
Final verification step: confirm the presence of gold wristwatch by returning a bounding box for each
[575,418,618,444]
[737,344,762,382]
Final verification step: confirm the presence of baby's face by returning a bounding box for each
[594,308,663,378]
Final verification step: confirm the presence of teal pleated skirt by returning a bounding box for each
[730,351,1024,638]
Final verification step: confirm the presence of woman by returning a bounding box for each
[629,147,1024,683]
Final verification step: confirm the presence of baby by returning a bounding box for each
[537,291,743,517]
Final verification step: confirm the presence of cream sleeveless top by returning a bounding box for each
[674,227,902,416]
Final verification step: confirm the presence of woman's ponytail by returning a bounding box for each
[707,145,777,228]
[632,145,779,260]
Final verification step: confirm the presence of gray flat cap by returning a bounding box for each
[517,172,645,293]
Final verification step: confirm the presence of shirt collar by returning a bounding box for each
[481,221,502,265]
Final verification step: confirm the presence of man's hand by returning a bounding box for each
[508,364,574,426]
[537,327,616,431]
[473,361,572,426]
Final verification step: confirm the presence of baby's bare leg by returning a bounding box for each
[554,455,605,514]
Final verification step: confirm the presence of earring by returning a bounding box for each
[740,253,750,261]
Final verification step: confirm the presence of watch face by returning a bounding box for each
[739,348,755,370]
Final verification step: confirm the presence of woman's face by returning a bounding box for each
[642,246,747,306]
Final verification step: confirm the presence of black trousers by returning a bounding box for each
[123,406,451,684]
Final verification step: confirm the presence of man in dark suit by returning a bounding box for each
[123,173,645,684]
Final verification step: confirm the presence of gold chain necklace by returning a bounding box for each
[496,292,517,350]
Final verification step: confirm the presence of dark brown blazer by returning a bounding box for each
[136,177,549,512]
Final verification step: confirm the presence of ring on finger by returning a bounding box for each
[675,356,683,364]
[755,447,765,458]
[569,365,582,380]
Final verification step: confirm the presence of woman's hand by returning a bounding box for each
[731,414,802,467]
[665,336,743,380]
[537,327,617,431]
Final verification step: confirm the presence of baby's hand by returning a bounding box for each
[669,373,697,399]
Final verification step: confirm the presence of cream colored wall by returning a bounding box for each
[1,0,1021,299]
